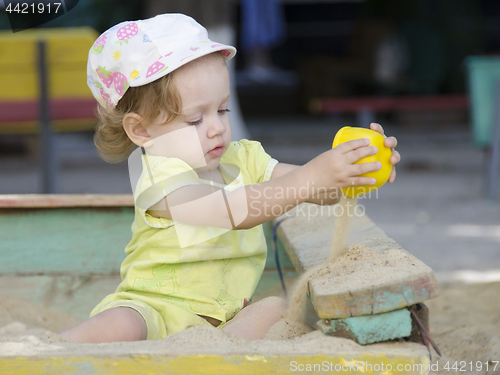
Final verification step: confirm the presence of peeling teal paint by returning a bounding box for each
[327,308,412,345]
[0,208,134,275]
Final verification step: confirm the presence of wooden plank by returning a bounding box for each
[0,99,97,123]
[0,207,134,275]
[0,331,430,375]
[0,194,134,208]
[275,203,438,319]
[0,353,430,375]
[318,308,413,345]
[0,27,98,101]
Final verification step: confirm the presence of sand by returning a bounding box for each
[309,242,429,293]
[425,282,500,374]
[285,195,356,324]
[0,281,499,375]
[0,189,498,372]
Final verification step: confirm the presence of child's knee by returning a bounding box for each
[61,307,148,343]
[99,307,148,341]
[255,296,287,319]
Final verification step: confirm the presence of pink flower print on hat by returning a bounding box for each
[190,47,199,51]
[116,22,139,45]
[112,72,129,97]
[96,66,113,88]
[91,34,107,55]
[219,50,231,57]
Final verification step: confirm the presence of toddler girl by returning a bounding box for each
[60,13,400,343]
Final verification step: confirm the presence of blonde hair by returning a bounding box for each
[94,73,182,163]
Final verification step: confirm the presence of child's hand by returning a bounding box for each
[307,138,381,192]
[370,123,400,183]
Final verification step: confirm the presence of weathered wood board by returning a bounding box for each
[0,194,134,208]
[0,195,135,275]
[0,325,430,375]
[0,353,430,375]
[275,203,438,319]
[317,308,413,345]
[0,194,292,275]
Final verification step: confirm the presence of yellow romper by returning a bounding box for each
[90,139,278,339]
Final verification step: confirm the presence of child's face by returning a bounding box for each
[145,55,231,172]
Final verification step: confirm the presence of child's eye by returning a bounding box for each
[218,108,231,115]
[189,118,202,126]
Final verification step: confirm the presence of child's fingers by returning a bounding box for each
[346,145,378,163]
[390,149,401,165]
[370,123,385,136]
[351,161,382,176]
[384,136,397,149]
[388,167,397,183]
[334,138,370,153]
[347,176,377,187]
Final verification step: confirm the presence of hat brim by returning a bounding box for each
[129,42,236,88]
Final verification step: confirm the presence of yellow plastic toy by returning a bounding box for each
[332,126,392,197]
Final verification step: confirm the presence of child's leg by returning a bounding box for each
[221,296,287,340]
[59,307,147,343]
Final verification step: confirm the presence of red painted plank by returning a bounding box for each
[0,99,97,122]
[0,194,134,208]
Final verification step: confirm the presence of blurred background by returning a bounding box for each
[0,0,499,276]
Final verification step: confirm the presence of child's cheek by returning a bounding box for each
[145,127,207,168]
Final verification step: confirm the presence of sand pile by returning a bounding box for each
[0,281,499,375]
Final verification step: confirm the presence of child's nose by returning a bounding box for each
[207,115,226,138]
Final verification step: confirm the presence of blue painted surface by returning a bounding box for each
[0,208,134,274]
[328,308,412,345]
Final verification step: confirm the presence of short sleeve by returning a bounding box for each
[237,139,278,183]
[134,154,201,228]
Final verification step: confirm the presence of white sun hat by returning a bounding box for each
[87,13,237,108]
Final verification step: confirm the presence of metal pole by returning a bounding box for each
[38,40,58,193]
[487,79,500,199]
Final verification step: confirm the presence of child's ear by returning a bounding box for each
[123,113,150,147]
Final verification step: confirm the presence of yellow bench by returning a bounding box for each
[0,27,98,134]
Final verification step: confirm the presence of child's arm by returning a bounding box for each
[149,138,380,229]
[268,123,400,206]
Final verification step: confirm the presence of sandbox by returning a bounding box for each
[1,195,498,374]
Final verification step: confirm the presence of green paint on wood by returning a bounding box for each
[0,210,294,275]
[0,208,134,275]
[322,308,412,345]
